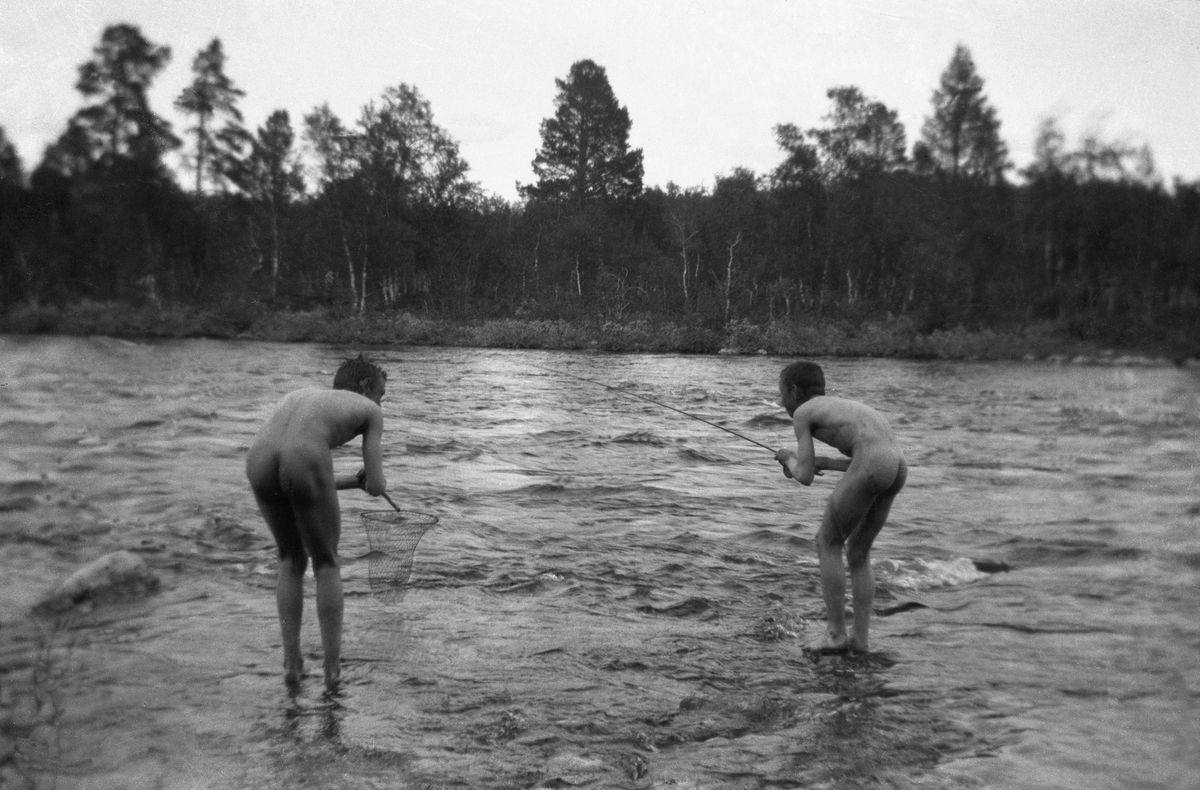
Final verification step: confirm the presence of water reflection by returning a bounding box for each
[276,685,347,752]
[810,650,899,699]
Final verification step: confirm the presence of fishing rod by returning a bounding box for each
[530,362,777,453]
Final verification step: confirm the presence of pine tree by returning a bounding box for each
[175,38,249,193]
[521,59,644,202]
[919,44,1008,183]
[32,24,181,302]
[70,23,179,170]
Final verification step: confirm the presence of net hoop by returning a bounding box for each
[361,509,439,602]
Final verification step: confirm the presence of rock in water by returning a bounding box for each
[972,558,1013,573]
[34,550,159,615]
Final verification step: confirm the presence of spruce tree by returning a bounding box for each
[919,44,1008,183]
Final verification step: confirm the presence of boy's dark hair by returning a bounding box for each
[333,353,387,394]
[780,361,826,398]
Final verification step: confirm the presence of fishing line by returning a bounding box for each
[530,362,776,453]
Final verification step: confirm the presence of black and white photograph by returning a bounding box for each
[1,1,1198,787]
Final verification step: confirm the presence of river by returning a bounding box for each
[1,336,1198,789]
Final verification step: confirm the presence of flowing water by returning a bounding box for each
[1,336,1198,789]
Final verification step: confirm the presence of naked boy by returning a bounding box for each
[773,361,907,654]
[246,354,389,689]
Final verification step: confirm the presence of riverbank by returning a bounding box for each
[2,300,1194,364]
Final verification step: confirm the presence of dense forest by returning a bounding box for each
[1,24,1197,355]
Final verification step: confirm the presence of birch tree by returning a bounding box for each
[240,110,303,300]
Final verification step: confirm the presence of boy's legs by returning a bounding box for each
[248,468,308,685]
[844,457,907,651]
[812,495,866,653]
[277,556,307,685]
[312,564,343,689]
[810,454,905,654]
[284,461,344,690]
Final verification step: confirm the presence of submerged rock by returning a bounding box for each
[34,550,159,615]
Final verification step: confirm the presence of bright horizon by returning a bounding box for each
[3,0,1199,200]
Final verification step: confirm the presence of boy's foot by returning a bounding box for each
[284,670,305,698]
[284,656,305,682]
[324,666,341,692]
[804,634,851,655]
[284,663,305,685]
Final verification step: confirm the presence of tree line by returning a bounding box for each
[1,24,1197,349]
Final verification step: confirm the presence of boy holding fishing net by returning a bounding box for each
[773,361,907,655]
[246,353,389,690]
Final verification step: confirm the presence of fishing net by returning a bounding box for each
[361,509,439,604]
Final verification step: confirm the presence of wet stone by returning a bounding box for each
[33,549,160,615]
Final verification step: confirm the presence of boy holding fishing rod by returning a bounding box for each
[246,353,390,690]
[773,361,907,655]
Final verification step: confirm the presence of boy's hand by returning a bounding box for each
[355,468,367,490]
[774,449,797,479]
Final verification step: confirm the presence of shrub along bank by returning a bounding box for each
[1,301,1193,365]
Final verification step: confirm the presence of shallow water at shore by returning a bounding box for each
[2,336,1198,788]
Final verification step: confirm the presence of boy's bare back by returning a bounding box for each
[792,396,899,458]
[249,387,386,496]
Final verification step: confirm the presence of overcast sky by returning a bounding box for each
[3,0,1198,200]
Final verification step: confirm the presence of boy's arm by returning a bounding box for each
[814,455,851,473]
[775,416,818,485]
[335,471,365,490]
[359,403,387,496]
